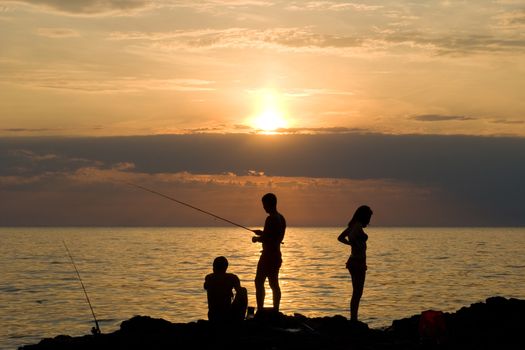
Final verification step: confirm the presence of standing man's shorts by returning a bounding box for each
[256,252,282,277]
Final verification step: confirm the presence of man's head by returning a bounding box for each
[261,193,277,213]
[213,256,228,273]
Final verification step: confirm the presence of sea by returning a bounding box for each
[1,227,524,349]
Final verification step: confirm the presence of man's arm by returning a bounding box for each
[251,216,271,243]
[232,275,242,294]
[252,229,263,242]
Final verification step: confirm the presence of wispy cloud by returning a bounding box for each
[3,69,215,93]
[491,118,525,125]
[283,88,354,97]
[8,149,59,162]
[286,1,382,12]
[0,126,107,135]
[37,27,80,38]
[1,128,61,133]
[411,114,476,122]
[165,0,274,13]
[495,9,525,30]
[226,125,365,134]
[2,148,100,177]
[109,26,525,56]
[108,27,364,49]
[4,0,153,16]
[109,27,370,58]
[274,127,365,134]
[7,1,523,56]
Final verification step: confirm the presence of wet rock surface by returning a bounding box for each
[20,297,525,350]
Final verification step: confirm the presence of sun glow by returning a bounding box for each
[250,89,289,133]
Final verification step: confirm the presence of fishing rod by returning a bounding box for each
[63,240,101,335]
[124,182,254,233]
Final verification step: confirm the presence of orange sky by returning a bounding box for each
[1,0,524,136]
[1,1,524,226]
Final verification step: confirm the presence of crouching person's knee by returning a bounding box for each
[231,287,248,321]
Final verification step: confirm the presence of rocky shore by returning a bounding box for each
[20,297,524,349]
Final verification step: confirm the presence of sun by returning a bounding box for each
[249,89,289,133]
[254,107,287,132]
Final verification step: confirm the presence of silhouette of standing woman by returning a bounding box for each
[338,205,373,323]
[252,193,286,312]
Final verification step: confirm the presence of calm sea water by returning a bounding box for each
[1,227,524,349]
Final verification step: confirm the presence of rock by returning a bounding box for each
[19,297,525,350]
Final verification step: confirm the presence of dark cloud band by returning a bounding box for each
[1,133,524,225]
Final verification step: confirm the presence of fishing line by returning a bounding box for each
[123,182,254,233]
[63,240,101,335]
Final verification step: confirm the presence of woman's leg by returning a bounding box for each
[350,268,366,321]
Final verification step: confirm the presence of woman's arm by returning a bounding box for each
[337,227,351,245]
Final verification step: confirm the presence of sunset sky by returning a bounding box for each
[1,1,524,226]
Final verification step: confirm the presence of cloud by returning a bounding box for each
[8,149,59,162]
[37,27,80,38]
[3,69,215,93]
[411,114,476,122]
[1,133,524,226]
[0,127,106,135]
[233,124,252,131]
[2,133,524,183]
[165,0,274,13]
[491,119,525,125]
[0,128,61,133]
[368,29,525,56]
[274,127,365,134]
[1,148,101,177]
[0,163,443,226]
[282,88,354,97]
[4,1,525,57]
[5,0,152,15]
[108,27,365,52]
[108,26,525,56]
[286,1,382,12]
[247,169,265,176]
[426,34,525,55]
[113,162,135,171]
[495,9,525,30]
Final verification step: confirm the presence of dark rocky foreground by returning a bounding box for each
[20,297,525,350]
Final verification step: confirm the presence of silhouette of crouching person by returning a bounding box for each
[204,256,248,322]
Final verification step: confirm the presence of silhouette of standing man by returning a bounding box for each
[252,193,286,312]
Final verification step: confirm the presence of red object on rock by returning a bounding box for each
[419,310,447,343]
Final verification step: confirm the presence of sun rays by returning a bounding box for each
[249,89,289,134]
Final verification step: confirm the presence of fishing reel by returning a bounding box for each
[91,326,101,335]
